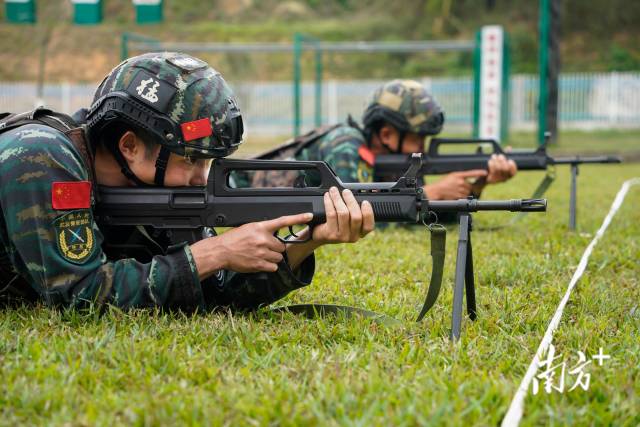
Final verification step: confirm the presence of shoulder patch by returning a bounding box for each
[357,160,373,183]
[357,145,375,166]
[52,181,92,210]
[53,210,97,264]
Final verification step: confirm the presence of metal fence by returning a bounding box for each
[1,72,638,137]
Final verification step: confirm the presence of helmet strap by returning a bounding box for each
[396,131,405,154]
[109,145,152,187]
[376,127,405,154]
[153,145,171,186]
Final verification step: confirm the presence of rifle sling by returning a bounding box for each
[270,224,447,326]
[416,224,447,321]
[270,304,401,327]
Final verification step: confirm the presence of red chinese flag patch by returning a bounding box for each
[51,181,92,210]
[358,145,376,166]
[181,118,213,142]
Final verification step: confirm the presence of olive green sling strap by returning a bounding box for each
[271,223,447,325]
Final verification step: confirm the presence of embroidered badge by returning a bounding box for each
[53,210,96,264]
[181,118,213,141]
[357,160,373,183]
[357,145,375,166]
[127,70,176,112]
[51,181,92,210]
[136,77,160,103]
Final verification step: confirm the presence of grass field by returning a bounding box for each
[1,148,639,424]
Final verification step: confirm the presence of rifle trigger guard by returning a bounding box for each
[275,225,313,244]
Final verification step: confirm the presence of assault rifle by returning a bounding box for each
[373,133,621,229]
[96,154,546,340]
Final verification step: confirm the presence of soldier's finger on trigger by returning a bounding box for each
[263,212,312,232]
[465,176,479,185]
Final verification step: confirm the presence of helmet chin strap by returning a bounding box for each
[108,142,171,187]
[108,144,152,187]
[153,145,171,186]
[377,129,406,154]
[110,145,171,187]
[396,131,405,154]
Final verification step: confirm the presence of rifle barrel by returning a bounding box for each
[550,155,622,165]
[426,198,547,212]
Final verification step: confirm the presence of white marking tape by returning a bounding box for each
[501,178,640,427]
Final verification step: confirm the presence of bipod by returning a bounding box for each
[450,212,478,342]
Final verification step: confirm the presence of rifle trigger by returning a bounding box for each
[275,226,313,244]
[288,225,300,238]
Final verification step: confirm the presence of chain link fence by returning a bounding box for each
[1,72,638,137]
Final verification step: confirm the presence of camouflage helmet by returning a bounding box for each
[362,79,444,137]
[86,52,243,185]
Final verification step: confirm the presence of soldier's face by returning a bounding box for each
[376,125,426,153]
[120,135,212,186]
[400,132,426,153]
[162,154,213,187]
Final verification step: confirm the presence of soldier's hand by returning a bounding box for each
[486,153,517,184]
[312,187,375,244]
[191,212,313,276]
[424,170,488,200]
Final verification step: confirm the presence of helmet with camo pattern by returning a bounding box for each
[362,79,444,137]
[86,52,243,185]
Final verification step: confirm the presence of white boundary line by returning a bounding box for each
[501,178,640,427]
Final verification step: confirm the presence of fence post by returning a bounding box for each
[121,33,129,61]
[293,33,302,137]
[610,72,619,126]
[327,80,338,124]
[62,82,71,114]
[314,47,323,127]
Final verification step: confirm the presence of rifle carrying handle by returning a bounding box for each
[428,138,505,157]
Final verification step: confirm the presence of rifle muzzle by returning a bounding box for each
[426,198,547,212]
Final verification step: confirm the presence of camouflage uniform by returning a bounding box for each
[243,122,373,189]
[295,124,372,183]
[0,52,315,311]
[249,80,443,187]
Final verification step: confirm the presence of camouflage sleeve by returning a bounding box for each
[316,130,364,183]
[0,125,205,311]
[202,253,315,311]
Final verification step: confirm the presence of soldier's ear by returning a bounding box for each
[118,131,145,163]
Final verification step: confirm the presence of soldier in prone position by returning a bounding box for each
[0,53,374,310]
[250,80,518,200]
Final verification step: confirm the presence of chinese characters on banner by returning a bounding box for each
[479,25,503,142]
